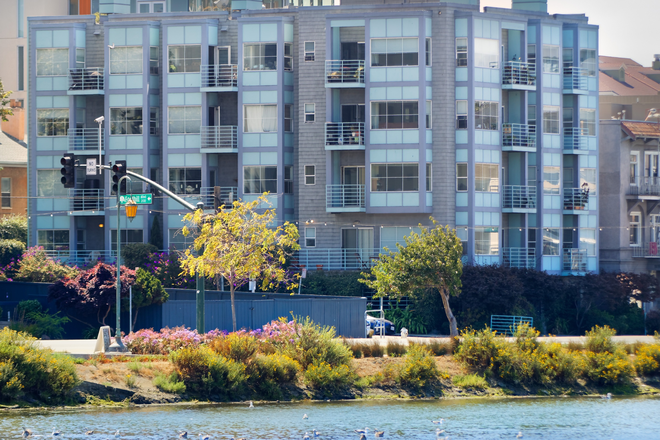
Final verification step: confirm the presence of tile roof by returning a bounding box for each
[0,130,27,165]
[599,56,660,96]
[621,121,660,141]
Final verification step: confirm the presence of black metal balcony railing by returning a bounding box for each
[633,242,660,258]
[200,126,238,151]
[502,247,536,269]
[563,127,589,151]
[563,66,588,91]
[502,123,536,149]
[201,64,238,88]
[325,60,365,85]
[326,184,366,211]
[628,177,660,197]
[563,248,587,272]
[68,128,103,152]
[563,187,590,211]
[325,122,364,147]
[68,68,104,92]
[502,185,537,210]
[502,61,536,87]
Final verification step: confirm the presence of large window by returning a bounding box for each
[168,106,201,134]
[475,227,499,255]
[579,109,596,136]
[543,45,559,73]
[36,48,68,76]
[543,166,560,195]
[1,178,10,208]
[456,100,468,129]
[244,166,277,194]
[371,163,418,192]
[456,38,467,67]
[169,168,201,195]
[169,228,195,250]
[110,107,143,135]
[36,109,69,137]
[111,230,144,251]
[243,105,277,133]
[371,38,418,67]
[580,228,596,256]
[543,228,560,255]
[168,45,201,73]
[110,46,143,74]
[456,163,467,191]
[543,105,560,134]
[475,101,498,130]
[474,38,499,68]
[371,101,418,130]
[475,164,499,192]
[580,49,596,76]
[37,170,68,198]
[284,43,293,71]
[243,43,277,71]
[580,167,597,196]
[630,213,641,247]
[37,230,69,251]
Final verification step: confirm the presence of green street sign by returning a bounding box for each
[119,193,153,205]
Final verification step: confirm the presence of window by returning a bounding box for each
[1,178,10,208]
[37,170,67,198]
[304,103,315,123]
[580,228,596,256]
[304,41,315,62]
[475,227,499,255]
[168,106,201,134]
[169,228,195,250]
[579,108,596,136]
[284,43,293,71]
[168,45,201,73]
[150,46,159,75]
[474,38,499,68]
[371,163,418,192]
[169,168,201,195]
[528,166,537,188]
[426,100,432,129]
[76,48,85,69]
[426,163,432,192]
[36,109,69,136]
[150,107,159,135]
[18,0,24,37]
[456,163,467,191]
[543,228,560,255]
[456,38,467,67]
[630,152,640,185]
[580,49,596,76]
[243,43,277,71]
[284,105,293,132]
[542,45,559,73]
[580,168,597,195]
[475,101,498,130]
[457,227,468,256]
[126,168,144,194]
[37,230,69,251]
[284,166,293,194]
[475,164,499,192]
[543,105,560,134]
[111,229,144,251]
[244,105,277,132]
[527,44,536,65]
[371,38,418,67]
[109,46,143,74]
[371,101,418,130]
[425,38,431,66]
[305,227,316,247]
[36,48,68,76]
[543,166,560,195]
[381,226,422,252]
[528,104,536,128]
[456,100,468,129]
[244,166,277,194]
[304,165,315,185]
[630,213,641,247]
[110,107,143,135]
[563,48,573,69]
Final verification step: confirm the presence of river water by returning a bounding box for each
[1,397,658,439]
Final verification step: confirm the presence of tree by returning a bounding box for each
[0,214,28,244]
[149,215,163,249]
[179,194,300,331]
[360,218,463,336]
[122,267,169,328]
[0,79,12,122]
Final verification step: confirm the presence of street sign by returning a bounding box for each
[119,193,153,205]
[86,158,97,175]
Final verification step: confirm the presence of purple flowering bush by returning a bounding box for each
[124,326,225,354]
[143,251,196,289]
[0,246,79,283]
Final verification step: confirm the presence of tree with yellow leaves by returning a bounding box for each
[180,194,300,331]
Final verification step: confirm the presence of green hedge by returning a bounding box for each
[0,239,25,267]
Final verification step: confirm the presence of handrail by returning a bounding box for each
[502,61,536,86]
[326,184,366,209]
[502,123,536,148]
[297,247,381,270]
[563,187,589,210]
[563,248,587,272]
[200,186,238,209]
[563,126,589,151]
[563,66,588,91]
[629,177,660,197]
[200,125,238,150]
[201,64,238,88]
[325,60,365,84]
[68,67,104,91]
[502,185,536,209]
[502,247,536,269]
[68,127,103,151]
[325,122,364,146]
[68,188,105,212]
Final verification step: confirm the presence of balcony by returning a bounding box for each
[67,68,104,95]
[296,248,380,271]
[326,184,365,212]
[633,242,660,258]
[502,185,537,213]
[325,60,365,88]
[563,187,590,214]
[502,247,536,269]
[200,186,238,211]
[325,122,364,150]
[502,123,536,152]
[628,177,660,199]
[563,67,588,94]
[200,65,238,91]
[563,127,589,154]
[200,126,238,152]
[68,128,104,153]
[502,61,536,90]
[562,248,587,274]
[68,189,104,215]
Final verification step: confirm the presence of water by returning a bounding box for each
[1,397,659,439]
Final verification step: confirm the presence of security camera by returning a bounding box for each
[95,116,105,123]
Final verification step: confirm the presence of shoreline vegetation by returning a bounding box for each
[2,322,660,410]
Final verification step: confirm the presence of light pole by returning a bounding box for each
[94,116,104,175]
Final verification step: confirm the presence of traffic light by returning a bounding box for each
[60,154,75,188]
[112,160,127,193]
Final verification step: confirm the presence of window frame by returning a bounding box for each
[543,227,560,255]
[579,227,596,256]
[109,106,143,135]
[475,227,499,255]
[110,229,144,251]
[542,44,560,73]
[150,106,160,136]
[150,46,159,75]
[543,105,560,134]
[456,163,468,192]
[304,103,315,123]
[630,212,641,247]
[36,108,69,137]
[474,38,499,69]
[36,48,68,76]
[243,43,277,71]
[371,100,419,130]
[304,41,315,62]
[426,163,432,192]
[543,165,560,195]
[243,165,278,194]
[109,46,143,75]
[370,37,419,67]
[474,100,499,131]
[580,48,597,76]
[18,46,24,91]
[168,167,202,195]
[425,37,431,67]
[284,165,293,194]
[167,105,201,135]
[528,104,537,128]
[284,42,293,71]
[630,151,640,185]
[579,108,596,136]
[426,100,432,129]
[284,104,293,132]
[305,227,316,247]
[475,163,499,192]
[37,170,68,198]
[243,104,278,133]
[75,48,85,70]
[1,177,11,208]
[456,37,468,67]
[168,44,202,73]
[37,229,69,251]
[304,165,315,185]
[456,100,468,129]
[370,163,419,192]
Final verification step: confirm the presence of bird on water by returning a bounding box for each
[51,428,61,437]
[303,414,309,419]
[180,431,188,439]
[199,434,210,440]
[21,428,32,438]
[374,430,385,437]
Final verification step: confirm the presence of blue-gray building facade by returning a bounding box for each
[27,0,599,276]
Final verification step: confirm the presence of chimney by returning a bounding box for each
[511,0,547,13]
[653,54,660,71]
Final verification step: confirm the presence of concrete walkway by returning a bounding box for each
[36,339,98,358]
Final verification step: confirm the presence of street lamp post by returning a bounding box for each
[94,116,104,175]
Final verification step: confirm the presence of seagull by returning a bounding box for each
[303,433,310,440]
[303,414,309,419]
[359,435,366,440]
[21,428,32,438]
[601,393,612,399]
[114,430,121,438]
[517,432,523,438]
[374,430,385,438]
[86,430,94,435]
[248,401,254,408]
[436,429,445,437]
[108,44,115,49]
[229,438,247,440]
[433,420,444,425]
[180,431,188,439]
[355,428,369,435]
[199,435,210,440]
[52,428,61,437]
[313,430,321,437]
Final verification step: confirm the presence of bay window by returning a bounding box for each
[543,45,559,73]
[371,38,418,67]
[243,43,277,71]
[36,48,68,76]
[243,105,277,132]
[110,46,143,74]
[168,106,201,134]
[168,45,201,73]
[371,101,418,130]
[244,166,277,194]
[371,163,418,192]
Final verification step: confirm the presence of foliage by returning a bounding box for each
[0,214,28,244]
[11,300,70,339]
[170,346,246,398]
[208,332,260,373]
[452,373,488,389]
[144,251,195,289]
[385,306,428,334]
[369,343,385,358]
[149,215,163,250]
[0,78,13,122]
[583,350,634,385]
[3,246,79,283]
[0,239,25,267]
[122,268,169,328]
[180,194,300,331]
[153,372,186,394]
[48,262,136,329]
[16,300,43,318]
[634,344,660,376]
[398,344,439,389]
[425,340,451,356]
[124,327,223,355]
[275,317,352,369]
[360,219,463,336]
[121,243,158,269]
[301,271,366,297]
[0,305,3,320]
[303,361,354,394]
[254,353,300,383]
[0,328,79,402]
[386,341,407,357]
[585,325,618,354]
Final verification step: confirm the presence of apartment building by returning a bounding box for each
[27,0,599,275]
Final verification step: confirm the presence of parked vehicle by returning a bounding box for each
[366,315,396,336]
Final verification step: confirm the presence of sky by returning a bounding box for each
[481,0,657,67]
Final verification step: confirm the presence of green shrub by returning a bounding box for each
[0,306,3,320]
[398,344,438,389]
[0,239,25,267]
[369,343,384,358]
[566,341,585,352]
[0,360,23,400]
[584,350,633,385]
[386,341,407,357]
[303,361,354,393]
[16,300,42,318]
[384,306,428,334]
[454,327,501,370]
[153,372,186,394]
[0,215,27,244]
[10,301,70,339]
[452,373,488,389]
[11,247,79,283]
[585,325,617,354]
[254,353,300,383]
[302,271,365,297]
[278,317,352,369]
[170,346,246,398]
[345,341,364,358]
[209,333,260,364]
[426,340,451,356]
[121,243,158,269]
[634,344,660,376]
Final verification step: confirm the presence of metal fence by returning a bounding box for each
[325,122,364,147]
[69,188,104,212]
[563,127,589,151]
[490,315,533,335]
[68,128,103,152]
[563,66,588,91]
[502,185,536,210]
[201,64,238,88]
[296,248,380,271]
[68,67,104,92]
[200,125,238,151]
[563,248,587,272]
[628,177,660,197]
[326,184,366,211]
[325,60,365,84]
[502,61,536,86]
[563,187,589,210]
[502,123,536,149]
[502,247,536,269]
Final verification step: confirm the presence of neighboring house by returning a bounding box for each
[27,0,600,275]
[0,131,28,217]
